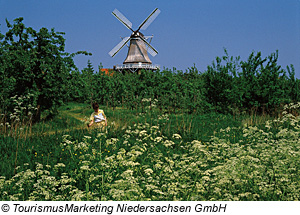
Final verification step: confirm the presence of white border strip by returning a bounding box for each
[1,201,300,215]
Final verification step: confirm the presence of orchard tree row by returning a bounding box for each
[69,51,299,116]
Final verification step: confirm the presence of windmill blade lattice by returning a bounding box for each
[112,9,134,32]
[138,8,161,31]
[137,37,158,57]
[109,37,130,57]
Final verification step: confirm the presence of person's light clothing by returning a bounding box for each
[90,110,106,128]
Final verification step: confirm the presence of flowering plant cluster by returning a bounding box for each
[1,93,37,128]
[0,103,299,200]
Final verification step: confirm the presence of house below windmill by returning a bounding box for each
[100,68,114,76]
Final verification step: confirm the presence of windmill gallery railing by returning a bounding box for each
[114,63,160,72]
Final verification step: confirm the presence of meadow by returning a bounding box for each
[1,18,300,201]
[0,102,299,201]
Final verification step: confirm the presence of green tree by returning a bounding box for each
[202,51,237,113]
[81,60,95,103]
[239,51,287,113]
[286,64,300,102]
[0,17,90,122]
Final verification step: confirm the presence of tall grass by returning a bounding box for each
[0,103,243,178]
[1,102,299,200]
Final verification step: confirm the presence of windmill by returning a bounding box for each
[109,8,160,73]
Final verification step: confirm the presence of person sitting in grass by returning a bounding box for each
[87,102,107,128]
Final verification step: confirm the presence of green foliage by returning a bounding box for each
[239,50,287,113]
[0,17,90,123]
[202,50,240,113]
[67,60,95,103]
[64,49,299,116]
[68,65,208,114]
[202,49,298,114]
[285,64,300,102]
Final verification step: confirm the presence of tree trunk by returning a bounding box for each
[33,104,41,123]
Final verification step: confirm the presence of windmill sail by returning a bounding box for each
[139,36,158,57]
[109,37,130,57]
[138,8,161,31]
[112,9,134,32]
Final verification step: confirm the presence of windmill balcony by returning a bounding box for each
[114,63,160,72]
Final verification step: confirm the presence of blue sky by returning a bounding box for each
[1,0,300,78]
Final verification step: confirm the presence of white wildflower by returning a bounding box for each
[80,165,90,171]
[106,138,119,145]
[172,133,182,139]
[121,169,134,178]
[164,140,175,147]
[54,163,66,168]
[139,130,147,137]
[154,137,163,143]
[144,168,154,176]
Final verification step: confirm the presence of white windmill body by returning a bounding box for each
[109,8,160,73]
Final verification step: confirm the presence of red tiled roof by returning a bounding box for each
[100,68,114,76]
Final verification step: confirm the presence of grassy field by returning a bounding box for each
[0,102,299,200]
